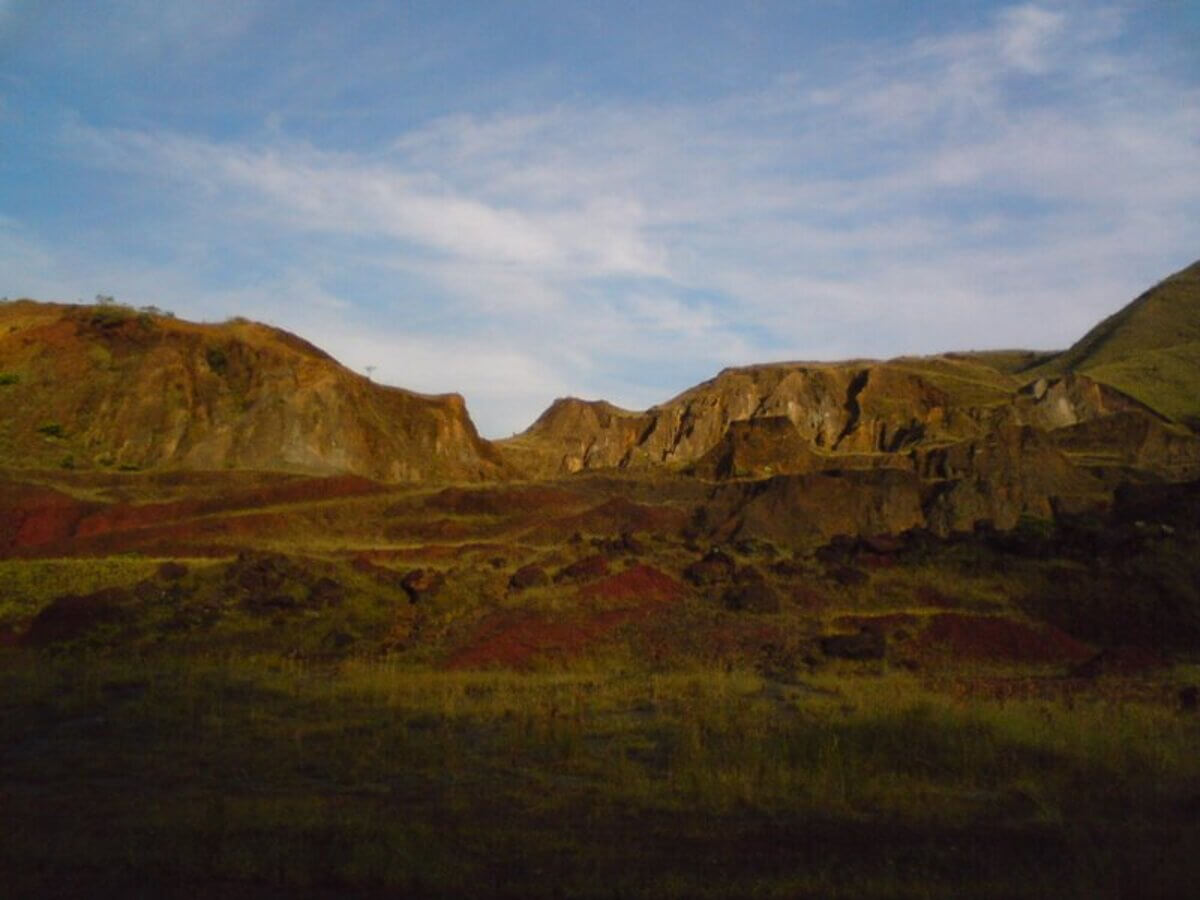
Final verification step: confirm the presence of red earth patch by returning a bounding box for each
[913,613,1092,664]
[445,564,685,670]
[0,482,98,552]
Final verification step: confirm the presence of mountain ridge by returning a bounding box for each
[0,299,507,482]
[4,258,1199,503]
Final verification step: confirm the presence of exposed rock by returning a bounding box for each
[401,568,446,604]
[24,587,132,646]
[819,628,886,660]
[690,416,821,480]
[1014,374,1147,431]
[721,567,781,613]
[508,564,549,591]
[500,356,1016,478]
[228,552,299,596]
[704,469,926,547]
[0,300,507,481]
[918,425,1103,535]
[1049,411,1200,480]
[591,531,645,556]
[554,554,610,584]
[683,548,736,587]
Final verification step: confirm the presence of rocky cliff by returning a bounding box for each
[0,301,506,482]
[500,259,1200,538]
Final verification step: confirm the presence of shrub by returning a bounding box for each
[0,372,18,386]
[37,422,64,438]
[88,304,133,329]
[205,346,229,374]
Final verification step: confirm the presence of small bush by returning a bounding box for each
[205,347,229,374]
[0,372,19,386]
[88,304,134,329]
[37,422,64,438]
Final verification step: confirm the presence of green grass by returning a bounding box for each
[0,556,171,627]
[888,356,1020,407]
[1082,341,1200,423]
[2,651,1198,898]
[1043,259,1200,376]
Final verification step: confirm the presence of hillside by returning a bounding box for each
[1034,259,1200,424]
[0,300,507,482]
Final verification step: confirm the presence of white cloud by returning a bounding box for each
[996,4,1067,73]
[32,3,1200,434]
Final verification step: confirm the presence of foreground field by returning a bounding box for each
[2,652,1199,899]
[3,466,1200,896]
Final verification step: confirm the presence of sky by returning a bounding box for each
[1,1,1198,437]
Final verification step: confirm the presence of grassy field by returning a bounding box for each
[3,651,1199,899]
[4,467,1200,897]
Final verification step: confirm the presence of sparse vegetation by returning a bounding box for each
[205,345,229,374]
[2,650,1197,898]
[4,261,1200,895]
[87,302,135,328]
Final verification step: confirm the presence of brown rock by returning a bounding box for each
[401,568,446,604]
[24,587,131,646]
[683,548,736,586]
[508,564,549,591]
[554,554,611,584]
[0,300,507,481]
[819,628,886,660]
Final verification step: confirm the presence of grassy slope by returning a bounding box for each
[1033,259,1200,422]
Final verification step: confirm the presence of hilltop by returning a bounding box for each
[0,300,506,482]
[1031,259,1200,425]
[4,259,1200,540]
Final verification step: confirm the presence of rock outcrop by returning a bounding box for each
[0,301,507,481]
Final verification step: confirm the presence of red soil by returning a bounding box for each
[445,564,685,670]
[2,474,383,556]
[0,483,98,551]
[913,613,1092,664]
[539,497,688,539]
[74,475,382,538]
[577,564,686,605]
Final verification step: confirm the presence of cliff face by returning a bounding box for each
[497,261,1200,539]
[0,301,506,482]
[499,360,1158,479]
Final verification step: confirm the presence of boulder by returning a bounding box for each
[508,564,549,591]
[554,554,611,584]
[401,568,446,604]
[683,548,736,586]
[24,587,131,646]
[819,627,886,660]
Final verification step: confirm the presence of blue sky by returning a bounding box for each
[2,1,1198,436]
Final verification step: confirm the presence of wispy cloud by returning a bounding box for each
[10,3,1200,434]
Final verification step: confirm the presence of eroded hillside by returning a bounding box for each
[0,301,507,482]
